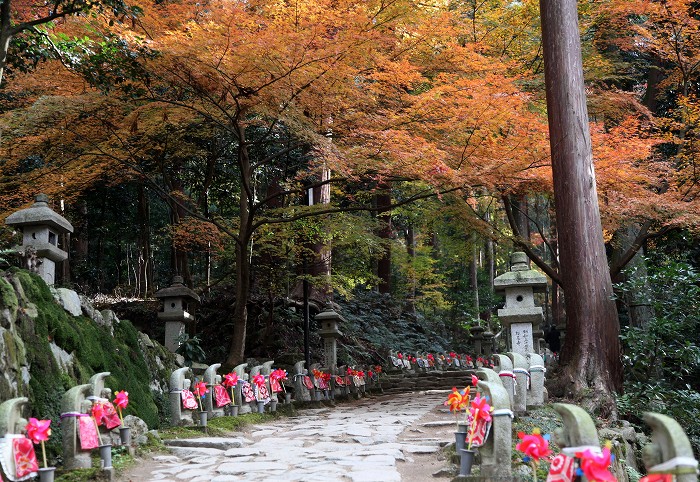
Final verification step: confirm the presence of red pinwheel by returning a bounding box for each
[25,418,51,469]
[576,447,616,482]
[270,369,287,382]
[252,374,266,388]
[471,374,479,386]
[397,352,403,359]
[516,429,552,461]
[347,367,354,375]
[356,370,365,378]
[222,372,239,404]
[193,381,208,397]
[450,351,457,358]
[223,372,239,388]
[91,403,105,426]
[113,390,129,426]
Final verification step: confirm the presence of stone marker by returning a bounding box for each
[493,354,515,410]
[170,367,195,425]
[494,252,547,355]
[507,351,528,413]
[5,194,74,285]
[527,352,545,407]
[643,412,698,482]
[475,368,513,479]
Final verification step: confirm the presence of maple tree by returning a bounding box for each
[2,0,699,403]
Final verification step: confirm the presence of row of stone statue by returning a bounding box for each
[462,365,697,482]
[169,360,378,426]
[0,371,134,481]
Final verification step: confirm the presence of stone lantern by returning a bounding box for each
[154,276,200,352]
[493,252,547,355]
[470,324,485,356]
[315,306,344,375]
[5,194,74,286]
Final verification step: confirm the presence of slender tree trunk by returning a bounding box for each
[610,225,654,327]
[226,123,253,367]
[510,195,530,244]
[137,184,153,298]
[470,232,480,315]
[540,0,622,408]
[405,224,416,313]
[376,186,392,294]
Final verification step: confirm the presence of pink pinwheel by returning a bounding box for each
[113,390,129,425]
[576,447,616,482]
[25,418,51,469]
[471,374,479,387]
[516,429,552,461]
[114,391,129,410]
[252,374,265,388]
[25,418,51,444]
[470,393,492,422]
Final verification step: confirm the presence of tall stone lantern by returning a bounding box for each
[493,252,547,355]
[315,306,344,375]
[154,276,200,352]
[5,194,74,286]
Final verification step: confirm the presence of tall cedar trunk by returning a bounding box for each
[226,123,253,366]
[540,0,622,406]
[376,187,392,294]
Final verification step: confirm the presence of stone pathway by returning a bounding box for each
[122,391,456,482]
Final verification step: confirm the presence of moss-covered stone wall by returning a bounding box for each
[0,268,178,459]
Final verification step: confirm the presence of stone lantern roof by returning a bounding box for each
[316,305,345,337]
[5,194,73,233]
[154,276,200,303]
[493,252,547,293]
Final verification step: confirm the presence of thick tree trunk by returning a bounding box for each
[540,0,622,408]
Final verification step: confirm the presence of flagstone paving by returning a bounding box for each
[119,391,456,481]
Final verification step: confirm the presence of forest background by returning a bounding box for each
[0,0,699,450]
